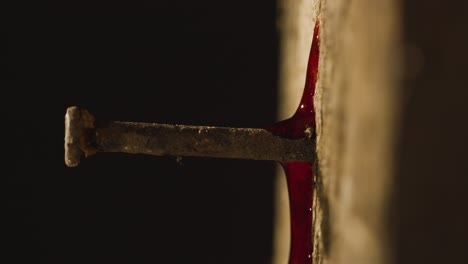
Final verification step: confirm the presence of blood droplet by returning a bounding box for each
[266,20,319,264]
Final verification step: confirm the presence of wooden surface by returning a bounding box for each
[315,0,401,263]
[274,1,318,263]
[275,0,401,263]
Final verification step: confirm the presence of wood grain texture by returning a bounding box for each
[275,0,402,263]
[315,0,401,263]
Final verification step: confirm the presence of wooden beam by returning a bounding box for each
[275,1,401,263]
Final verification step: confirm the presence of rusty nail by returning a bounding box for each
[64,106,315,167]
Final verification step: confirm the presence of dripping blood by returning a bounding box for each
[266,21,319,264]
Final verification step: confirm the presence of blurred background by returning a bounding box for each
[4,1,279,263]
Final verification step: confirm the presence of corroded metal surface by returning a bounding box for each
[64,107,315,167]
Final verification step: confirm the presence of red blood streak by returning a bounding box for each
[266,21,319,264]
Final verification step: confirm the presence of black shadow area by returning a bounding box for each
[4,1,279,263]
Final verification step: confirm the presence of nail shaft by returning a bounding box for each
[65,107,315,167]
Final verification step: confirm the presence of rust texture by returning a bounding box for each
[64,107,315,167]
[64,107,96,167]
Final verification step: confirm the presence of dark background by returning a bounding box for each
[5,1,279,263]
[397,1,468,263]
